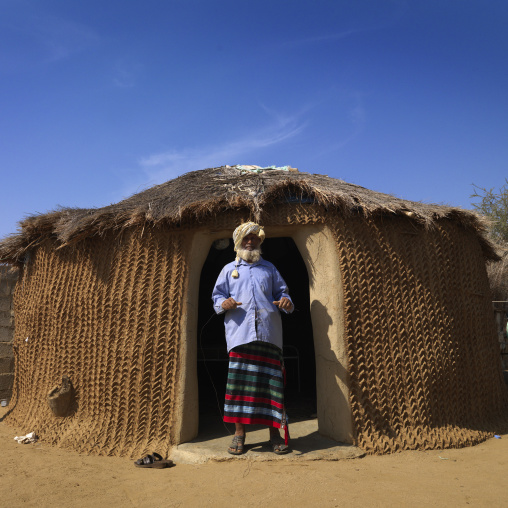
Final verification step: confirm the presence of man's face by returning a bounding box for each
[241,233,261,251]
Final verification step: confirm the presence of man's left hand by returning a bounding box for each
[273,297,293,312]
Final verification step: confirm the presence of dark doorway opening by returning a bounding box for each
[196,236,316,436]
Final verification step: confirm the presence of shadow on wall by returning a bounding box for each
[310,299,350,428]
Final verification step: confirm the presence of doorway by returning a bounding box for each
[176,224,352,446]
[196,237,316,437]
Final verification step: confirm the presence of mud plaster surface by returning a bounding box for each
[1,406,507,508]
[6,211,508,457]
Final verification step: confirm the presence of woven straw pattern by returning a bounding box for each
[176,203,326,231]
[260,203,327,226]
[6,228,187,458]
[332,213,508,453]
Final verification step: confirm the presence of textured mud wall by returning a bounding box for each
[332,214,508,453]
[5,228,188,458]
[0,266,18,401]
[4,204,508,457]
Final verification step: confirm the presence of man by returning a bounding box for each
[212,222,294,455]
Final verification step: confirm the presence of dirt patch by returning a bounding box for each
[1,407,507,507]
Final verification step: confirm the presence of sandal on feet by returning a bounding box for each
[228,434,246,455]
[269,436,290,455]
[134,452,174,468]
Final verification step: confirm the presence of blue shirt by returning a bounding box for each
[212,257,293,351]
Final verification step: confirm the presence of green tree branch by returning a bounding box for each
[471,179,508,243]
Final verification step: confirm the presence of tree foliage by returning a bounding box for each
[472,180,508,301]
[471,179,508,243]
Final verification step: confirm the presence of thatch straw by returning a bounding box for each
[0,166,498,264]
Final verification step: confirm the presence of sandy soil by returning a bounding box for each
[1,407,507,508]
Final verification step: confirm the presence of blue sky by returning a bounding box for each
[1,0,507,239]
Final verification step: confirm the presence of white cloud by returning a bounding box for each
[281,1,408,50]
[141,117,305,180]
[349,100,366,129]
[313,92,367,158]
[117,112,306,199]
[115,91,368,201]
[112,59,141,88]
[0,3,100,72]
[39,15,100,63]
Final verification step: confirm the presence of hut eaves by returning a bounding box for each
[0,166,499,264]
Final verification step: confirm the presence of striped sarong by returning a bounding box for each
[224,341,288,440]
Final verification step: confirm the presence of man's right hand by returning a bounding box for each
[221,298,242,311]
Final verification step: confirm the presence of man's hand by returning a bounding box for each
[273,297,293,312]
[221,298,242,311]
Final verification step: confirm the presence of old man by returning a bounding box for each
[212,222,294,455]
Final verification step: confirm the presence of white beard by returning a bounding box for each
[237,247,261,263]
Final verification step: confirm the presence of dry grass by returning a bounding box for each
[0,166,498,264]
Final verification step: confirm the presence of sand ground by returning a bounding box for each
[1,406,507,508]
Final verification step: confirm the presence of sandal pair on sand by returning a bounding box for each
[134,452,174,468]
[227,434,290,455]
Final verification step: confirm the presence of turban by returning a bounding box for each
[233,222,265,252]
[231,222,265,278]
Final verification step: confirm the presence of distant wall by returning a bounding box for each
[0,266,17,401]
[493,302,508,370]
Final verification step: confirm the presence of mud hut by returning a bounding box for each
[1,165,507,457]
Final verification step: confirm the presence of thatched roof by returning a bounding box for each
[0,165,499,264]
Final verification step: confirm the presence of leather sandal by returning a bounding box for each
[228,434,246,455]
[134,452,174,468]
[269,436,290,455]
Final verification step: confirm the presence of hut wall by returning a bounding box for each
[0,266,17,401]
[5,227,190,458]
[3,201,508,456]
[331,213,508,453]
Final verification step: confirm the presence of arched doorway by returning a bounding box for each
[176,224,352,445]
[196,237,316,437]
